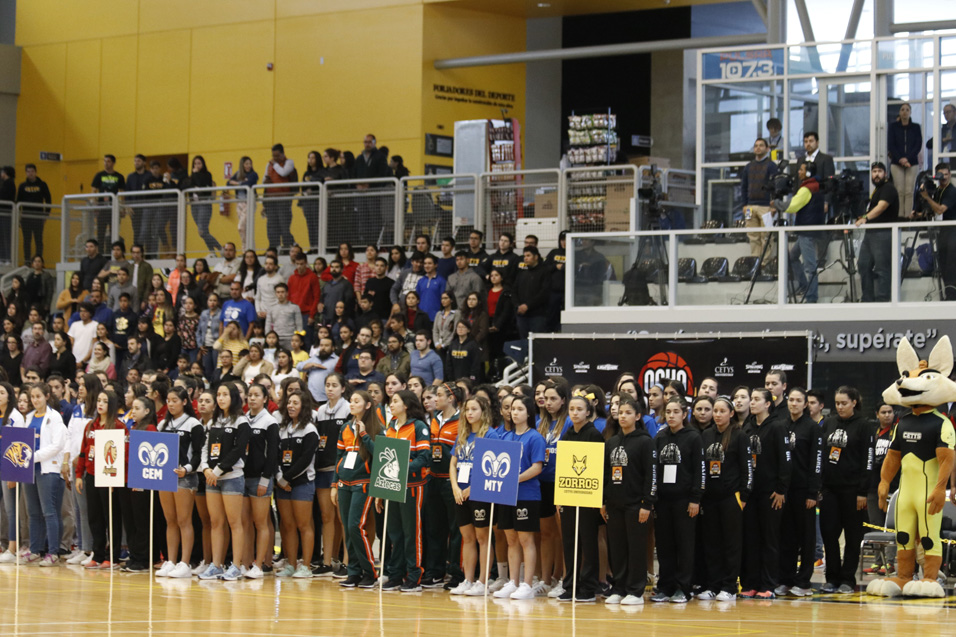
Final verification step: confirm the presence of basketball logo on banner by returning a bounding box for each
[94,429,126,488]
[554,440,604,508]
[470,438,521,506]
[0,426,36,483]
[128,430,179,492]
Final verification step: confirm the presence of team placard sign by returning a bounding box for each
[368,436,410,503]
[554,440,604,508]
[469,438,521,506]
[127,430,179,492]
[94,429,126,488]
[0,426,36,483]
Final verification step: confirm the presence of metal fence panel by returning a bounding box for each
[563,165,637,235]
[479,169,562,250]
[400,174,478,249]
[117,189,184,260]
[250,182,323,255]
[0,201,13,266]
[62,194,116,262]
[323,178,399,253]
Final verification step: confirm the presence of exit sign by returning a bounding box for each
[40,151,63,161]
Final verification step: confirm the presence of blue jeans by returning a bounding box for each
[517,314,548,341]
[191,203,222,253]
[789,234,819,302]
[72,485,92,551]
[23,468,65,556]
[858,228,892,302]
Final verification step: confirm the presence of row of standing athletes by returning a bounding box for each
[1,371,875,606]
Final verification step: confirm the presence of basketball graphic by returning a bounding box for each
[640,351,695,396]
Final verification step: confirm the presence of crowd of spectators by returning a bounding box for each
[0,229,568,401]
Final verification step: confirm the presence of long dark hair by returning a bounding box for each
[512,394,538,430]
[0,381,16,426]
[80,373,103,419]
[713,396,739,452]
[282,389,315,431]
[95,390,121,429]
[393,389,426,423]
[350,390,381,462]
[237,250,262,289]
[213,382,244,423]
[191,155,209,176]
[131,396,157,431]
[835,385,863,415]
[163,386,197,428]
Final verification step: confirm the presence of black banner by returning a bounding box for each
[530,333,810,396]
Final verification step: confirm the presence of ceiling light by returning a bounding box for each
[537,3,551,7]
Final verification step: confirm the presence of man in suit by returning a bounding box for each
[211,349,240,387]
[803,131,836,264]
[354,134,390,244]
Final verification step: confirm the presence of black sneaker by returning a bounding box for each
[558,589,574,602]
[332,564,349,579]
[650,591,671,603]
[443,578,462,591]
[312,564,334,578]
[599,581,612,598]
[821,582,838,594]
[575,593,597,603]
[262,564,273,574]
[422,576,445,589]
[125,563,149,573]
[400,581,423,593]
[340,575,361,588]
[382,579,403,591]
[357,575,378,589]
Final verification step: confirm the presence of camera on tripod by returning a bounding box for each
[912,170,944,218]
[824,169,865,222]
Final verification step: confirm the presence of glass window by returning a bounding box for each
[877,38,934,70]
[703,81,784,163]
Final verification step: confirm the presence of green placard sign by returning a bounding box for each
[368,436,410,502]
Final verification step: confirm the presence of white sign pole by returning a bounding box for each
[14,482,19,566]
[149,491,154,574]
[484,503,495,598]
[572,506,580,603]
[109,486,114,572]
[379,500,390,593]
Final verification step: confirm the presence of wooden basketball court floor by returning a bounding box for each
[1,565,954,637]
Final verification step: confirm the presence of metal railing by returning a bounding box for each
[47,168,710,262]
[563,165,638,235]
[116,189,185,259]
[564,220,956,314]
[480,169,562,249]
[62,193,116,262]
[400,174,478,248]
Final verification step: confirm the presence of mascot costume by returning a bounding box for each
[866,336,956,598]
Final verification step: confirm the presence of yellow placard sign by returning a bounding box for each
[553,441,604,508]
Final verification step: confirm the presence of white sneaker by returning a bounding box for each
[66,551,88,565]
[450,580,473,595]
[621,594,644,605]
[510,582,535,600]
[605,593,623,604]
[0,550,15,564]
[168,562,192,579]
[464,581,487,596]
[547,582,566,598]
[696,590,716,600]
[245,565,263,579]
[487,577,508,593]
[493,580,517,598]
[531,580,551,597]
[155,561,175,577]
[80,553,95,566]
[191,560,208,576]
[715,591,737,602]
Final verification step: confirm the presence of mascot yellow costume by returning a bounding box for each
[866,336,956,598]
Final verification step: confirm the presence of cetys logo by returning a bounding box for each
[3,442,32,468]
[640,352,695,395]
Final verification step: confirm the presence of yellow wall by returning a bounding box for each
[421,5,526,170]
[14,1,528,259]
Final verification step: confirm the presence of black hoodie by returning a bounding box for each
[821,412,874,496]
[655,426,705,503]
[783,412,822,495]
[743,413,792,495]
[605,427,657,509]
[701,425,753,502]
